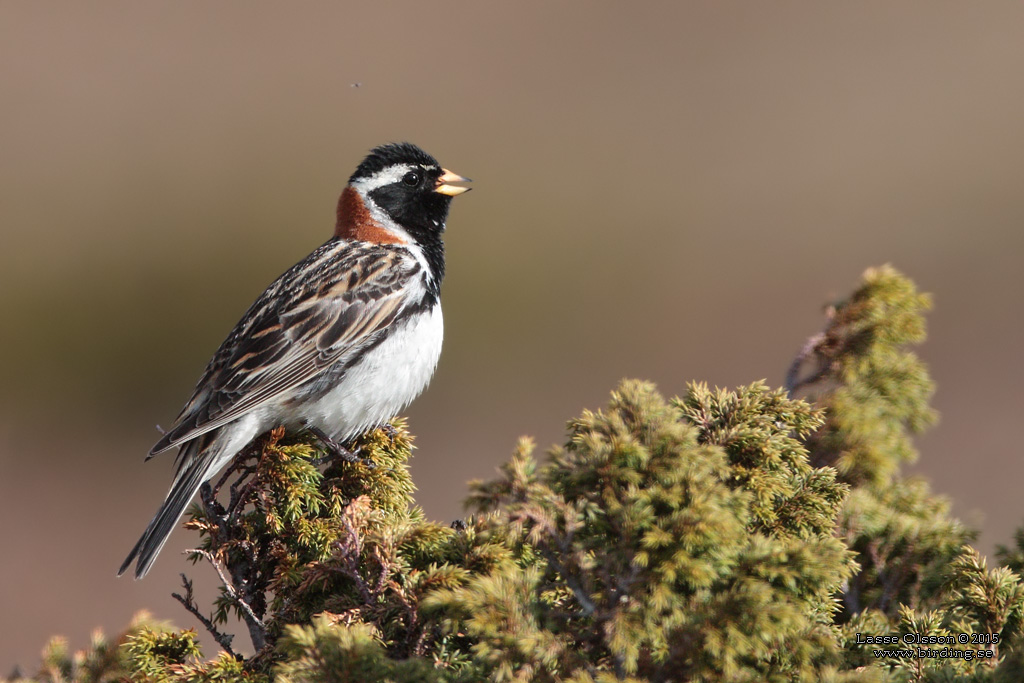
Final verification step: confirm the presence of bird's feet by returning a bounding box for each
[302,422,375,468]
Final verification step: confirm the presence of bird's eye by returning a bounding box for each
[402,171,421,187]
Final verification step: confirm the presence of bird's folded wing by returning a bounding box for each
[149,241,422,456]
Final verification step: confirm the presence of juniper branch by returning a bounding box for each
[785,331,827,394]
[190,548,267,651]
[171,573,237,657]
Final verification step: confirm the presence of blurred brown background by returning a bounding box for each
[2,0,1023,670]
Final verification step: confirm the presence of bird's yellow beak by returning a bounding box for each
[434,169,472,196]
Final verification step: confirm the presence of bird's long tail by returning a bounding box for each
[118,439,211,579]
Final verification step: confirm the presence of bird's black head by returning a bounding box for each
[349,142,470,241]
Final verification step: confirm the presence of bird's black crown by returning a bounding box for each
[349,142,441,183]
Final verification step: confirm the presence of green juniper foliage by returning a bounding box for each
[448,380,857,682]
[995,529,1024,579]
[785,267,976,622]
[8,265,1024,683]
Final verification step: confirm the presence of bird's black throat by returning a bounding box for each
[367,185,449,301]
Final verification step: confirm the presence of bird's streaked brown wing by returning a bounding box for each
[148,240,422,456]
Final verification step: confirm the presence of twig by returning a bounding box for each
[192,548,268,651]
[841,577,861,616]
[536,545,597,616]
[785,332,826,394]
[171,574,237,656]
[331,514,374,604]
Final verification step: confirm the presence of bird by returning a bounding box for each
[118,142,470,579]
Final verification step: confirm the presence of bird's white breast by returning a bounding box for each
[295,303,444,440]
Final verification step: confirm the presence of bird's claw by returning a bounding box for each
[302,422,376,468]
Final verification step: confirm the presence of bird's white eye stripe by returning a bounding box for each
[351,164,439,193]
